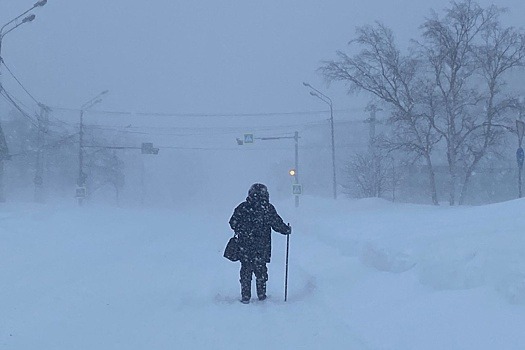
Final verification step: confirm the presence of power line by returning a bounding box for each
[84,119,329,130]
[0,87,66,139]
[49,106,361,118]
[0,59,40,105]
[82,120,330,138]
[0,86,39,128]
[0,59,76,133]
[155,143,362,151]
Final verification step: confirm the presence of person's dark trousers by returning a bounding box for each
[240,258,268,302]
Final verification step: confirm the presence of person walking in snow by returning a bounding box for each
[229,183,291,304]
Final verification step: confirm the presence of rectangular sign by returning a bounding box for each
[292,184,302,195]
[75,187,87,198]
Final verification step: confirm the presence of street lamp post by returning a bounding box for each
[77,90,109,205]
[0,0,47,202]
[303,82,337,200]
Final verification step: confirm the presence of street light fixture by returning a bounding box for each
[303,82,337,200]
[22,14,36,24]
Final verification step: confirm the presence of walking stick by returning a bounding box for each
[284,224,291,302]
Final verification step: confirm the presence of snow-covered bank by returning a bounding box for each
[1,198,524,349]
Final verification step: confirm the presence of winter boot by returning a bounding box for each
[240,280,251,304]
[256,279,266,301]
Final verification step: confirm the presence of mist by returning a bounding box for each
[3,2,525,349]
[1,0,524,207]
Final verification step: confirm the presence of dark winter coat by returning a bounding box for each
[229,196,290,263]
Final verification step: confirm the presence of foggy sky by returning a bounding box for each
[2,0,523,117]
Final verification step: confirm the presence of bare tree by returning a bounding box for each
[345,148,393,198]
[417,1,501,205]
[458,17,525,204]
[320,23,441,204]
[322,0,525,205]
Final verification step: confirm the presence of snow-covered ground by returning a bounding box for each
[1,196,525,349]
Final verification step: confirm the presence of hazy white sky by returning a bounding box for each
[1,0,524,203]
[1,0,524,116]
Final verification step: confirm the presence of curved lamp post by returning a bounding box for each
[303,82,337,200]
[0,0,47,202]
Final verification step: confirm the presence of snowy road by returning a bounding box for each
[1,198,525,349]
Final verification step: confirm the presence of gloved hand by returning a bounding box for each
[285,223,292,235]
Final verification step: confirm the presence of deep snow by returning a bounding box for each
[1,197,524,349]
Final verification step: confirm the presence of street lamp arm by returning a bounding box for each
[1,1,46,34]
[0,14,37,61]
[83,99,102,111]
[81,90,109,110]
[310,91,331,109]
[303,82,333,106]
[1,17,34,39]
[1,7,36,34]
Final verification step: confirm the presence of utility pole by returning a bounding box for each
[34,104,48,202]
[365,104,380,150]
[0,124,7,202]
[294,131,299,208]
[0,63,7,202]
[77,90,109,205]
[365,104,382,197]
[77,109,86,205]
[140,158,146,207]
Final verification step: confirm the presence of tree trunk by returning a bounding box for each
[447,148,457,206]
[425,153,439,205]
[459,171,472,205]
[459,156,482,205]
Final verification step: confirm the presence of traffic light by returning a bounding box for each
[141,142,159,155]
[289,169,296,176]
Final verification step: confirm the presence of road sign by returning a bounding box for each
[75,187,86,199]
[244,133,254,144]
[292,183,302,195]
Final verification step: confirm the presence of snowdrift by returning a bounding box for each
[1,197,524,349]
